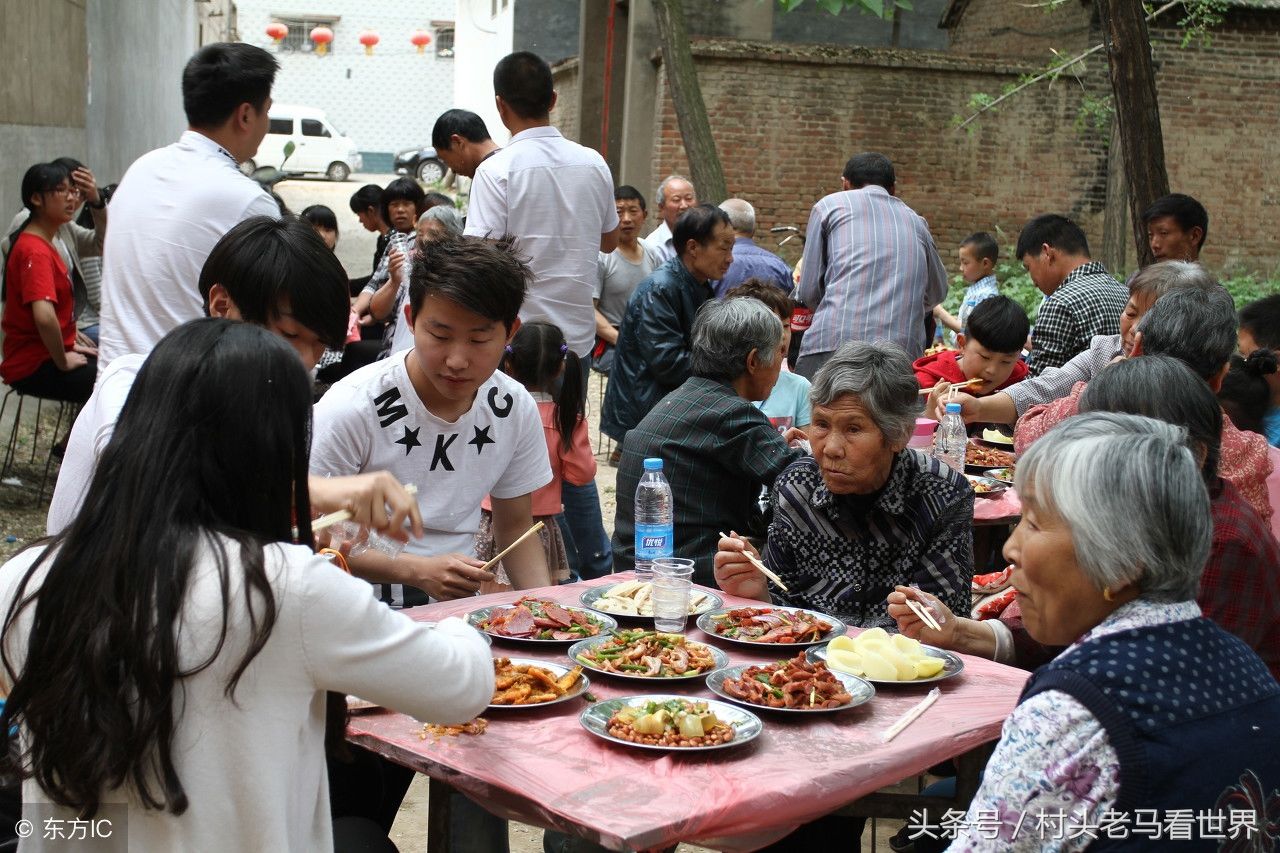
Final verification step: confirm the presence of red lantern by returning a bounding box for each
[310,25,334,56]
[358,30,380,56]
[265,22,288,44]
[410,30,432,54]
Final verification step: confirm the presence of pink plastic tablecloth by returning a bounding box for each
[347,575,1029,852]
[973,487,1021,524]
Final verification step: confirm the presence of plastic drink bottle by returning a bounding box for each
[933,402,967,473]
[634,458,674,582]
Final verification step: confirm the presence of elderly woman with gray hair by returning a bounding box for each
[611,298,805,586]
[715,340,972,627]
[941,413,1280,851]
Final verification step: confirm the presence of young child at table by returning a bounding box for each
[932,231,1001,339]
[724,278,812,435]
[476,321,594,590]
[310,234,553,608]
[914,295,1030,397]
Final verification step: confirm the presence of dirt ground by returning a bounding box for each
[0,174,908,852]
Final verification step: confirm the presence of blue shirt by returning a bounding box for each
[957,274,999,332]
[1265,407,1280,448]
[755,368,811,431]
[714,236,793,298]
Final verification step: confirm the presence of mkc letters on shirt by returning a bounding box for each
[373,385,510,470]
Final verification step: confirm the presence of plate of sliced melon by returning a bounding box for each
[805,628,964,685]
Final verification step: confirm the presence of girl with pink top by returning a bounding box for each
[477,322,596,586]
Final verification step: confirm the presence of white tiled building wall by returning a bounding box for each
[236,0,456,165]
[452,0,516,146]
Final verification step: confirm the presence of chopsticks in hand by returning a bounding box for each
[918,377,982,397]
[311,484,419,532]
[479,521,546,573]
[719,531,789,592]
[906,598,942,632]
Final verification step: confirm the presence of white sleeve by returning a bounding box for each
[309,384,372,478]
[244,189,284,221]
[598,165,619,233]
[462,166,506,238]
[489,394,553,500]
[296,550,494,723]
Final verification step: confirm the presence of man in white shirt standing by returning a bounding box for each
[465,51,619,584]
[96,42,281,370]
[641,174,698,262]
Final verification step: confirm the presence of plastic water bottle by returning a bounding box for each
[634,458,674,582]
[933,402,967,473]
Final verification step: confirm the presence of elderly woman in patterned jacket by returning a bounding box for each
[714,340,972,627]
[946,413,1280,852]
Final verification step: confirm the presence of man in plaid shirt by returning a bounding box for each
[1017,214,1127,376]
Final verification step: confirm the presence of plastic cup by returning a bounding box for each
[651,557,695,633]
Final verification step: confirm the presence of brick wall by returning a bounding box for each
[550,57,581,145]
[649,41,1109,270]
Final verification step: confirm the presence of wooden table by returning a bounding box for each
[346,575,1029,852]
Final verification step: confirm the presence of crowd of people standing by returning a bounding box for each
[0,36,1277,853]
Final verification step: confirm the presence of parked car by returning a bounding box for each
[242,104,362,182]
[394,146,447,183]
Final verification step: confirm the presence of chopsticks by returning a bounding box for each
[479,521,546,572]
[719,531,789,592]
[907,598,942,632]
[882,687,941,742]
[311,484,419,532]
[917,377,982,397]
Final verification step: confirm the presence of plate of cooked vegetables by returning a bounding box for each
[696,606,846,647]
[580,580,721,619]
[568,629,728,680]
[488,657,589,709]
[706,652,874,713]
[469,597,617,643]
[806,628,964,685]
[983,466,1015,485]
[579,695,761,751]
[964,474,1008,498]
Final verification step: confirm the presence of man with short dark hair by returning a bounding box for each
[715,198,792,298]
[1141,193,1208,262]
[96,43,281,370]
[1016,213,1127,375]
[601,204,735,443]
[430,109,500,179]
[794,152,947,378]
[595,185,661,353]
[642,174,697,262]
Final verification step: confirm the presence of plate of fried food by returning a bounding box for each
[579,695,761,752]
[469,597,617,643]
[696,606,846,648]
[964,473,1008,498]
[580,580,722,619]
[983,466,1015,485]
[488,656,589,709]
[568,629,728,680]
[806,628,964,685]
[706,652,874,713]
[965,440,1016,472]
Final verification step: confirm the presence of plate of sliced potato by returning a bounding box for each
[580,580,722,619]
[488,656,590,708]
[805,628,963,685]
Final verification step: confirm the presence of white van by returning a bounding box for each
[243,104,362,181]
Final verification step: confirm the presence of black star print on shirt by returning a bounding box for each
[469,425,496,454]
[395,425,422,455]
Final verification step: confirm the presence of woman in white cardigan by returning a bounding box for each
[0,318,493,852]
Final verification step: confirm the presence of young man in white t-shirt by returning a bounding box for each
[311,235,553,608]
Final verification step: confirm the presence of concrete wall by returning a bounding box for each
[454,0,516,145]
[514,0,580,63]
[0,0,90,216]
[237,0,455,161]
[85,0,196,188]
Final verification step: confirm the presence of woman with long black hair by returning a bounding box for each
[0,318,492,850]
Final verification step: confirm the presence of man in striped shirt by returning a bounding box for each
[793,152,947,379]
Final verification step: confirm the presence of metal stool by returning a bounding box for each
[0,387,78,504]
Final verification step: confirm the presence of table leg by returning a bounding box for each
[427,777,454,853]
[833,739,996,820]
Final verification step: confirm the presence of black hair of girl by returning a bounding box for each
[503,321,583,451]
[1218,350,1278,436]
[301,204,339,236]
[0,318,315,816]
[4,163,72,299]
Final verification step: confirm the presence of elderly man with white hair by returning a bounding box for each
[642,174,697,262]
[611,298,804,585]
[715,198,793,298]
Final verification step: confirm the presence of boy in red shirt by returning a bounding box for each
[914,295,1029,396]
